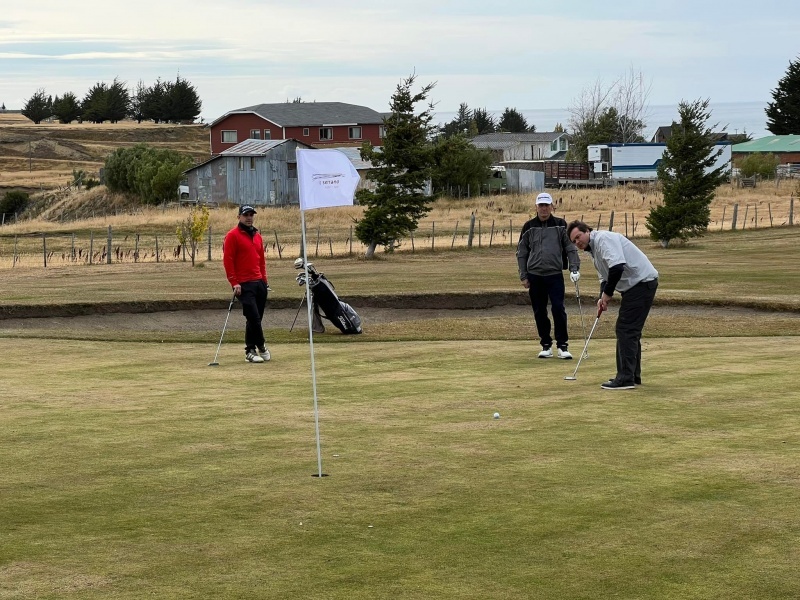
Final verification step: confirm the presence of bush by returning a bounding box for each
[737,153,780,179]
[0,190,30,217]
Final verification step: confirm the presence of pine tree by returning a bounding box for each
[646,99,729,247]
[473,108,496,134]
[51,92,82,123]
[355,74,436,258]
[22,88,51,124]
[766,55,800,135]
[498,107,532,132]
[82,82,109,123]
[106,77,130,123]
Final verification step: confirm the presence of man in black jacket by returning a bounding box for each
[516,193,581,359]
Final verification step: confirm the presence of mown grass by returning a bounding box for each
[1,228,799,311]
[1,337,799,599]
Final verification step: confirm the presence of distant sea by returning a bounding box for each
[433,101,771,140]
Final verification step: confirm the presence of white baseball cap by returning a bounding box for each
[535,192,553,205]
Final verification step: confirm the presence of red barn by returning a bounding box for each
[208,102,386,156]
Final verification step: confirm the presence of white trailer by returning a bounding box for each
[588,143,732,182]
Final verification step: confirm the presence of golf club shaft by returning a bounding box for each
[575,281,588,345]
[289,292,306,332]
[567,307,603,379]
[210,292,237,364]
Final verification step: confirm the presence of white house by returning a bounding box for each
[470,132,570,162]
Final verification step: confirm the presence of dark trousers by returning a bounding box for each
[240,280,268,351]
[615,279,658,384]
[526,273,568,349]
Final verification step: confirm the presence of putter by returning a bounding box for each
[565,305,603,381]
[208,291,237,366]
[574,281,589,359]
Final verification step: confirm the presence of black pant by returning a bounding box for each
[526,273,568,349]
[240,280,268,351]
[615,279,658,384]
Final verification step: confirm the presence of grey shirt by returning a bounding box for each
[589,230,659,293]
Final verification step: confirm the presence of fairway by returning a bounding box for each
[1,337,798,599]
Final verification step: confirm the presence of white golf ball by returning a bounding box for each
[493,412,500,419]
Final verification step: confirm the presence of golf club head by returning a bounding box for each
[293,257,304,269]
[564,376,577,380]
[208,362,219,366]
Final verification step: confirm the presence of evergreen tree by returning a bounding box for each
[106,77,130,122]
[766,55,800,134]
[430,135,493,196]
[498,107,533,132]
[51,92,82,123]
[473,108,496,134]
[167,75,202,123]
[646,99,729,247]
[355,74,436,258]
[82,82,109,123]
[129,80,148,123]
[142,79,167,123]
[439,102,473,138]
[22,88,51,124]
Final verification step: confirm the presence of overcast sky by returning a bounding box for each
[1,0,797,121]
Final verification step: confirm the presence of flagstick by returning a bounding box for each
[301,210,326,478]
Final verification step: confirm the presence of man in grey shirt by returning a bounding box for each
[567,220,659,390]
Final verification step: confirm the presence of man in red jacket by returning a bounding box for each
[223,205,270,363]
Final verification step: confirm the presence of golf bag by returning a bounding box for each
[295,259,362,335]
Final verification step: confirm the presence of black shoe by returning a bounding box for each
[601,380,636,390]
[634,377,642,386]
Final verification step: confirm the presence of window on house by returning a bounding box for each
[250,157,256,170]
[288,163,297,178]
[264,130,271,140]
[250,129,261,139]
[551,140,558,152]
[560,138,567,151]
[319,127,333,140]
[303,128,310,136]
[238,157,244,171]
[379,125,386,138]
[222,130,238,143]
[349,126,362,140]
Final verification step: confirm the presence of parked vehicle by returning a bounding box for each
[587,143,732,182]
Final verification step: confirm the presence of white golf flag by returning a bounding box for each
[297,149,360,211]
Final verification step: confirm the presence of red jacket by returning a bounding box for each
[223,224,267,287]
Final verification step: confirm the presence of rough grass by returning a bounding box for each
[1,337,799,599]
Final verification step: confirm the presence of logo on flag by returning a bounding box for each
[297,149,360,211]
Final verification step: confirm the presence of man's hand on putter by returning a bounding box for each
[570,270,580,283]
[597,292,612,313]
[233,284,242,296]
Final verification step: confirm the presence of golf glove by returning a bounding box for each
[570,271,580,283]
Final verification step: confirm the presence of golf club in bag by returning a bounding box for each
[565,305,603,381]
[293,258,363,335]
[209,291,237,366]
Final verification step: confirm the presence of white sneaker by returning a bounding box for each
[558,348,573,360]
[258,346,271,361]
[538,347,553,358]
[245,349,264,363]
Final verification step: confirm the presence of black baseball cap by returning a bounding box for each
[239,205,257,215]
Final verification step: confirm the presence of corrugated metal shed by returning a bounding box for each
[732,135,800,153]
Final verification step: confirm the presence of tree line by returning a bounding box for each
[21,75,202,125]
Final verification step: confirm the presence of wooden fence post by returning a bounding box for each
[467,214,475,249]
[315,226,320,257]
[790,197,794,226]
[273,230,282,259]
[742,204,749,230]
[451,221,459,249]
[731,204,738,230]
[609,210,615,232]
[720,206,726,230]
[42,233,47,268]
[432,222,435,251]
[509,219,513,246]
[349,226,353,256]
[624,213,628,238]
[155,235,159,263]
[478,219,482,248]
[768,203,773,227]
[489,220,495,247]
[71,233,76,262]
[107,225,112,264]
[13,235,18,267]
[207,227,212,261]
[410,229,415,253]
[328,238,333,257]
[89,232,94,264]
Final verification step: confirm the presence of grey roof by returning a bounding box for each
[212,102,385,127]
[327,146,376,170]
[471,132,567,145]
[219,139,300,156]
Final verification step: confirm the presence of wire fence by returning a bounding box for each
[0,200,796,270]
